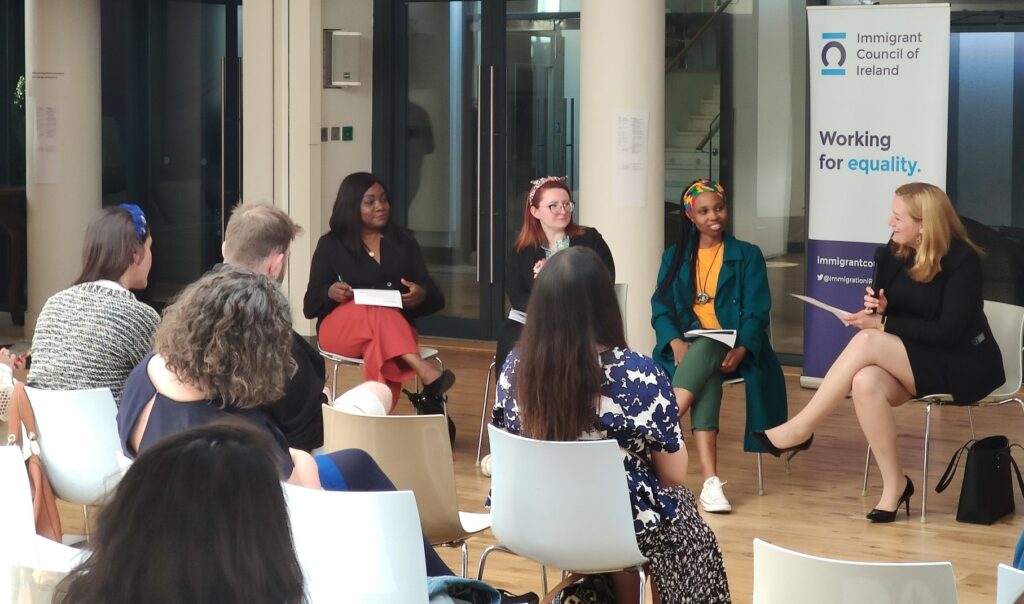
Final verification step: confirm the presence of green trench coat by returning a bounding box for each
[650,232,788,452]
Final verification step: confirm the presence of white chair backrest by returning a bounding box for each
[752,538,958,604]
[283,484,428,604]
[487,425,645,573]
[997,563,1024,604]
[983,300,1024,398]
[24,386,124,505]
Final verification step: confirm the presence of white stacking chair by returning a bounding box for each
[321,406,491,577]
[283,484,428,604]
[752,538,958,604]
[997,563,1024,604]
[317,343,444,403]
[863,300,1024,522]
[24,386,128,537]
[0,446,85,604]
[478,425,648,601]
[476,283,629,467]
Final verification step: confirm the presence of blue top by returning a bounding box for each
[493,347,682,535]
[117,352,294,477]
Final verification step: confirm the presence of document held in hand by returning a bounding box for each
[684,329,737,348]
[353,289,403,308]
[790,294,854,326]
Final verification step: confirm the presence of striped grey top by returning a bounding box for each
[28,282,160,405]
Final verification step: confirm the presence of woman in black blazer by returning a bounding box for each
[754,182,1003,523]
[303,172,453,412]
[496,176,615,372]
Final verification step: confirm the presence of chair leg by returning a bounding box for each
[637,565,649,604]
[460,541,469,578]
[921,403,932,523]
[540,564,548,595]
[967,406,976,440]
[476,543,510,581]
[862,446,872,496]
[476,360,496,465]
[756,452,764,496]
[329,361,340,402]
[83,504,90,540]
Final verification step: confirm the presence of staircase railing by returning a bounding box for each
[696,113,720,178]
[664,0,734,74]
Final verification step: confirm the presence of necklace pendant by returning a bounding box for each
[696,291,711,305]
[368,250,375,258]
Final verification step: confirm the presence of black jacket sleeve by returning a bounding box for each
[585,227,616,282]
[303,235,341,321]
[404,234,445,319]
[886,245,984,347]
[506,247,536,312]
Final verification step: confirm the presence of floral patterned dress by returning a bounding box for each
[494,347,731,604]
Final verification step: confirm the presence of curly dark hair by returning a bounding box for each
[54,421,306,604]
[153,266,296,408]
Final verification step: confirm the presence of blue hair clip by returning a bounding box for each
[118,203,149,241]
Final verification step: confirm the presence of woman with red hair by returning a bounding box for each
[496,176,615,373]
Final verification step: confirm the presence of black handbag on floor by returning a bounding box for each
[935,435,1024,525]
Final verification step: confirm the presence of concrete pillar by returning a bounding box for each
[579,0,665,353]
[24,0,102,330]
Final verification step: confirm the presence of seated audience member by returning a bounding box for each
[55,422,306,604]
[494,247,731,604]
[116,266,454,577]
[303,172,454,413]
[28,204,159,404]
[220,203,328,451]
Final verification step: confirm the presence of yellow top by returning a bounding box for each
[693,243,724,329]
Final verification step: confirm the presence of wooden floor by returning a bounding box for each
[45,338,1024,603]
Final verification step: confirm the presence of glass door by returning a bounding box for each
[376,0,580,340]
[100,0,242,308]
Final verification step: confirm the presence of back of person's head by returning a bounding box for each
[154,266,296,408]
[55,421,306,604]
[516,247,624,441]
[893,182,980,282]
[223,203,302,276]
[74,204,150,285]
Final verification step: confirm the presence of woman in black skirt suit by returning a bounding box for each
[496,176,615,372]
[753,182,1003,522]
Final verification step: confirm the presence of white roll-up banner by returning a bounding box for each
[803,4,950,382]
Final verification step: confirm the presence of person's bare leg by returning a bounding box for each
[851,365,913,510]
[764,330,916,447]
[610,571,641,604]
[694,430,718,480]
[400,352,442,384]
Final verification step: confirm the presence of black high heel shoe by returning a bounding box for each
[751,430,814,458]
[866,476,915,523]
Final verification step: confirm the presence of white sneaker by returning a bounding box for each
[700,476,732,513]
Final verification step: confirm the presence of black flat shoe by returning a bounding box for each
[867,476,914,523]
[404,388,457,446]
[751,430,814,458]
[423,369,456,397]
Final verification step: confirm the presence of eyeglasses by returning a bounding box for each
[543,201,574,214]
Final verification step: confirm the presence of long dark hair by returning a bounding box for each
[515,247,626,441]
[328,171,407,256]
[74,206,148,285]
[55,421,306,604]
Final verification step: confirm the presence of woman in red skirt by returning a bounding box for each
[303,172,454,412]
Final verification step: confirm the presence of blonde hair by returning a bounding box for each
[891,182,982,283]
[154,267,296,409]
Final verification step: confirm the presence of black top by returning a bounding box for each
[266,332,327,452]
[303,230,445,329]
[506,227,616,311]
[117,353,294,477]
[877,239,1004,402]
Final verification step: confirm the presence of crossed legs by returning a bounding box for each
[764,329,916,510]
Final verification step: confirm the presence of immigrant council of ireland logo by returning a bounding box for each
[821,32,846,76]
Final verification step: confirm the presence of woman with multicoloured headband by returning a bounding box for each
[496,176,615,372]
[651,179,787,514]
[28,204,160,404]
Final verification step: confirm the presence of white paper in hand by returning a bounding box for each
[684,329,737,348]
[353,289,403,308]
[790,294,853,326]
